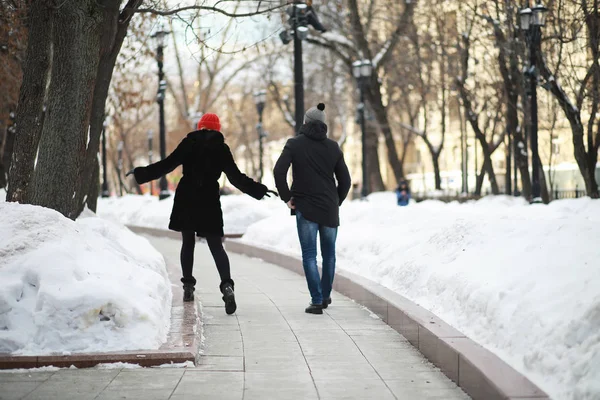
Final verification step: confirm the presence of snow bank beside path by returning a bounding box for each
[97,194,285,235]
[242,193,600,400]
[0,202,172,355]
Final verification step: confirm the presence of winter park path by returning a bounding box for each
[0,235,468,400]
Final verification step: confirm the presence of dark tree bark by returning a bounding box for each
[86,156,100,213]
[6,3,53,203]
[475,162,486,195]
[365,78,405,182]
[0,122,15,189]
[365,118,385,192]
[27,0,105,218]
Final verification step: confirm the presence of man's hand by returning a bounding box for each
[287,199,295,210]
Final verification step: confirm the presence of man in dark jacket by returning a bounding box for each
[273,103,351,314]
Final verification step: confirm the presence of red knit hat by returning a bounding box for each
[197,113,221,132]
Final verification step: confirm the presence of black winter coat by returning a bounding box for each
[273,121,351,227]
[133,130,268,237]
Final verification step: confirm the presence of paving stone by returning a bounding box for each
[0,372,55,382]
[194,356,244,372]
[95,389,174,400]
[315,379,396,400]
[172,371,242,398]
[103,369,183,391]
[0,381,41,400]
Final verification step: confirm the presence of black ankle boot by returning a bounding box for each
[322,297,332,309]
[305,303,323,314]
[183,285,195,302]
[220,279,236,315]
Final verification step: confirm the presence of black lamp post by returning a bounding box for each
[253,90,267,183]
[279,1,326,135]
[152,27,171,200]
[353,59,373,200]
[101,116,110,197]
[520,2,548,203]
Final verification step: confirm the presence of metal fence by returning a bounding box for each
[412,188,588,203]
[552,188,587,200]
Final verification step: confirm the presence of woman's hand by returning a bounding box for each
[264,190,279,198]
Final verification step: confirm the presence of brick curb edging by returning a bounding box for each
[225,240,549,400]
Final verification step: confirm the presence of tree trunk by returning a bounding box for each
[367,77,404,184]
[86,155,100,212]
[0,121,15,189]
[481,149,499,194]
[475,163,486,195]
[0,120,6,188]
[27,0,104,219]
[6,3,53,203]
[432,151,441,190]
[536,153,550,203]
[513,92,532,198]
[366,118,385,192]
[78,0,127,215]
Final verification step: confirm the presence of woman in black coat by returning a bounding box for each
[128,113,276,314]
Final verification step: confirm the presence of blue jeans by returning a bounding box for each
[296,210,338,305]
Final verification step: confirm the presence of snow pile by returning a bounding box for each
[97,193,286,235]
[0,202,172,355]
[241,193,600,400]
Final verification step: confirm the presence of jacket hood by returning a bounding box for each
[299,120,327,141]
[187,129,225,147]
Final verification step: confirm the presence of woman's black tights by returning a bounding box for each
[180,231,231,286]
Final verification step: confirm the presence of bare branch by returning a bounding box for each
[135,4,285,18]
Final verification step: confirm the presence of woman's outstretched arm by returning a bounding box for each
[130,140,187,184]
[222,144,268,199]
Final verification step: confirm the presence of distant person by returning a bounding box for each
[273,103,351,315]
[396,179,411,206]
[127,113,277,314]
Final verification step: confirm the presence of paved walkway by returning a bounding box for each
[0,236,469,400]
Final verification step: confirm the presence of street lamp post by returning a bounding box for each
[253,90,267,183]
[353,59,373,200]
[520,2,548,203]
[152,27,171,200]
[101,116,110,197]
[147,129,154,195]
[279,1,326,135]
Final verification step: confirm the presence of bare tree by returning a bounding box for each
[536,0,600,197]
[6,0,283,219]
[308,0,417,185]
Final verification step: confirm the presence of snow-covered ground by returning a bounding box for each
[96,192,600,400]
[0,202,172,355]
[97,193,285,235]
